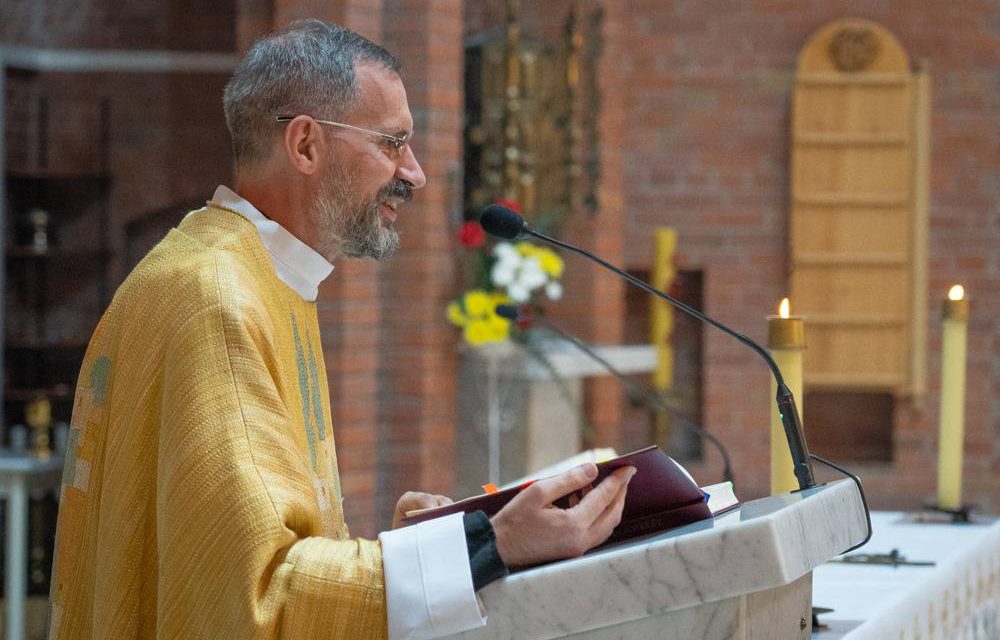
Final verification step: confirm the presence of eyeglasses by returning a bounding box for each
[275,115,409,158]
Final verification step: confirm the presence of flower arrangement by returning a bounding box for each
[447,201,565,346]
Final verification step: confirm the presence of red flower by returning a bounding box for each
[458,221,486,248]
[514,304,534,331]
[494,198,523,214]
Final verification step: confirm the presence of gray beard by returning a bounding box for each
[343,200,400,261]
[312,170,401,262]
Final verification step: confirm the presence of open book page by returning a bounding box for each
[702,481,738,514]
[671,457,698,486]
[405,448,621,518]
[501,448,620,490]
[404,446,715,522]
[404,446,742,549]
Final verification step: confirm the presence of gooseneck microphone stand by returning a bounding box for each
[481,205,872,552]
[481,205,814,490]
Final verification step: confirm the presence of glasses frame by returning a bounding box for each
[275,115,409,157]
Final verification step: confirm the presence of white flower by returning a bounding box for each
[508,283,530,302]
[519,258,548,291]
[545,281,563,300]
[493,242,519,262]
[490,241,563,303]
[491,263,515,286]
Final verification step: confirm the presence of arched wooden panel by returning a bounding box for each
[790,19,929,397]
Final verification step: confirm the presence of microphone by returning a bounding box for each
[496,304,735,484]
[481,204,816,490]
[480,205,531,240]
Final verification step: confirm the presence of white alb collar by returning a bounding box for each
[209,185,334,302]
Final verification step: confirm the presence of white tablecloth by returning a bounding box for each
[813,511,1000,640]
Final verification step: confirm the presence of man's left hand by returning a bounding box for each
[392,492,453,529]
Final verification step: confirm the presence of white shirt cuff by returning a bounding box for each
[380,512,487,640]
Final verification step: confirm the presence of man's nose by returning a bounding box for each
[396,146,427,190]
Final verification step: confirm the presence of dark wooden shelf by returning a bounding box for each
[5,339,89,350]
[5,172,112,219]
[5,386,74,402]
[3,96,110,600]
[6,246,111,261]
[6,170,110,181]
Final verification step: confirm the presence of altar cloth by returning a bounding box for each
[813,511,1000,640]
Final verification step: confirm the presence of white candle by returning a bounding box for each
[937,285,969,510]
[768,298,804,495]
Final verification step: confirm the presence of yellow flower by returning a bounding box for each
[446,301,467,327]
[516,242,538,257]
[464,290,491,316]
[464,320,492,345]
[513,243,562,279]
[450,290,515,346]
[537,249,564,278]
[486,314,511,342]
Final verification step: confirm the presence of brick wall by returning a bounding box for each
[1,0,236,50]
[616,0,999,509]
[8,0,995,544]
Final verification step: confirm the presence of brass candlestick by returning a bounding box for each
[25,396,52,460]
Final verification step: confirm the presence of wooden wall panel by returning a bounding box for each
[793,208,909,255]
[791,18,928,397]
[794,85,911,134]
[794,266,909,314]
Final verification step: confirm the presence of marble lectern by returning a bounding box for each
[452,479,868,640]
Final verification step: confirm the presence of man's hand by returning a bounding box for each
[490,463,635,569]
[392,491,453,529]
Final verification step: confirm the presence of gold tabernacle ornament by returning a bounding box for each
[25,396,52,460]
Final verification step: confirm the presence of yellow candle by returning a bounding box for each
[768,298,805,495]
[937,285,970,510]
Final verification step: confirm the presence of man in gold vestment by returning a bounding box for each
[48,20,634,640]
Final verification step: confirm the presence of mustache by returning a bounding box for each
[378,179,414,203]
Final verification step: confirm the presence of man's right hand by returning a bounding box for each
[489,463,636,569]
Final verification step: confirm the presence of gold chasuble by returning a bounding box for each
[49,205,388,639]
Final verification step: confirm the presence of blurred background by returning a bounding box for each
[0,1,997,634]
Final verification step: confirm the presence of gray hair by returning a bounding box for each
[223,20,400,171]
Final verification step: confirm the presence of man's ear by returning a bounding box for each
[282,116,324,176]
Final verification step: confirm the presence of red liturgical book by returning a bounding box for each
[403,446,738,545]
